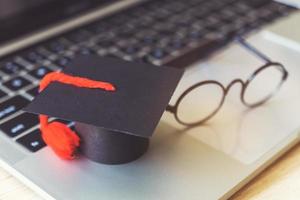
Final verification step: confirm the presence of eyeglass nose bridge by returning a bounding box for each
[226,79,246,93]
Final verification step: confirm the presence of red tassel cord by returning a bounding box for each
[39,72,116,160]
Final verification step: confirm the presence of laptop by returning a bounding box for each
[0,0,300,199]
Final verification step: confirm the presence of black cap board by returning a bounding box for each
[24,56,184,164]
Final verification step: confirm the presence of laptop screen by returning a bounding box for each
[0,0,118,46]
[0,0,55,19]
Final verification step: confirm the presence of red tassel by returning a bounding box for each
[38,72,116,160]
[40,115,80,159]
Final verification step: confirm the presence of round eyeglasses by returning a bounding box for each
[166,37,289,126]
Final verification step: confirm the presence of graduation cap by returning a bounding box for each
[24,56,183,164]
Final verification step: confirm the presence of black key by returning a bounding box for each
[17,130,46,152]
[175,16,193,27]
[29,66,52,79]
[48,42,65,53]
[53,119,75,131]
[27,87,39,97]
[205,17,223,30]
[142,35,156,45]
[35,47,52,59]
[0,113,38,137]
[219,25,240,39]
[0,90,7,99]
[47,40,69,54]
[166,38,224,68]
[153,23,175,34]
[0,96,29,120]
[25,51,45,63]
[122,46,139,55]
[88,21,113,34]
[165,1,187,13]
[117,25,137,37]
[141,55,153,64]
[52,118,73,126]
[55,57,70,67]
[188,30,203,40]
[150,48,167,59]
[75,48,95,56]
[0,62,24,75]
[246,0,272,8]
[3,77,31,91]
[97,40,114,48]
[67,30,91,43]
[169,38,186,49]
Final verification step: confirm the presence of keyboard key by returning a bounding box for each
[25,51,45,63]
[0,62,24,75]
[141,35,157,45]
[150,48,167,59]
[67,30,91,43]
[0,96,29,120]
[169,39,186,49]
[117,25,137,37]
[55,57,70,67]
[97,40,114,48]
[3,77,31,91]
[246,0,272,8]
[52,118,73,126]
[47,40,69,54]
[88,23,109,34]
[36,47,53,58]
[0,90,7,99]
[166,37,223,68]
[75,48,95,56]
[27,86,39,97]
[0,113,38,137]
[122,46,139,55]
[29,66,52,79]
[17,129,46,152]
[188,30,203,40]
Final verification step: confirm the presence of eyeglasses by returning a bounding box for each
[166,37,289,126]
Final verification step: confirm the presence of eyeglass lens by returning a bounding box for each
[242,64,286,107]
[175,82,225,125]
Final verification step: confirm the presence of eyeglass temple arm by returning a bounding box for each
[166,105,175,112]
[235,36,272,63]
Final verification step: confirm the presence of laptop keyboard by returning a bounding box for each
[0,0,296,153]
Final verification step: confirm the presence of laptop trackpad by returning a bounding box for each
[264,12,300,52]
[165,33,300,164]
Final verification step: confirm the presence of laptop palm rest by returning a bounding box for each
[13,33,300,200]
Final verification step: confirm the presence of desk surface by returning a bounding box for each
[1,144,300,200]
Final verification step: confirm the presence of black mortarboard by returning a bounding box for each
[24,56,183,164]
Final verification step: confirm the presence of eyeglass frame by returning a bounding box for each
[166,37,289,127]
